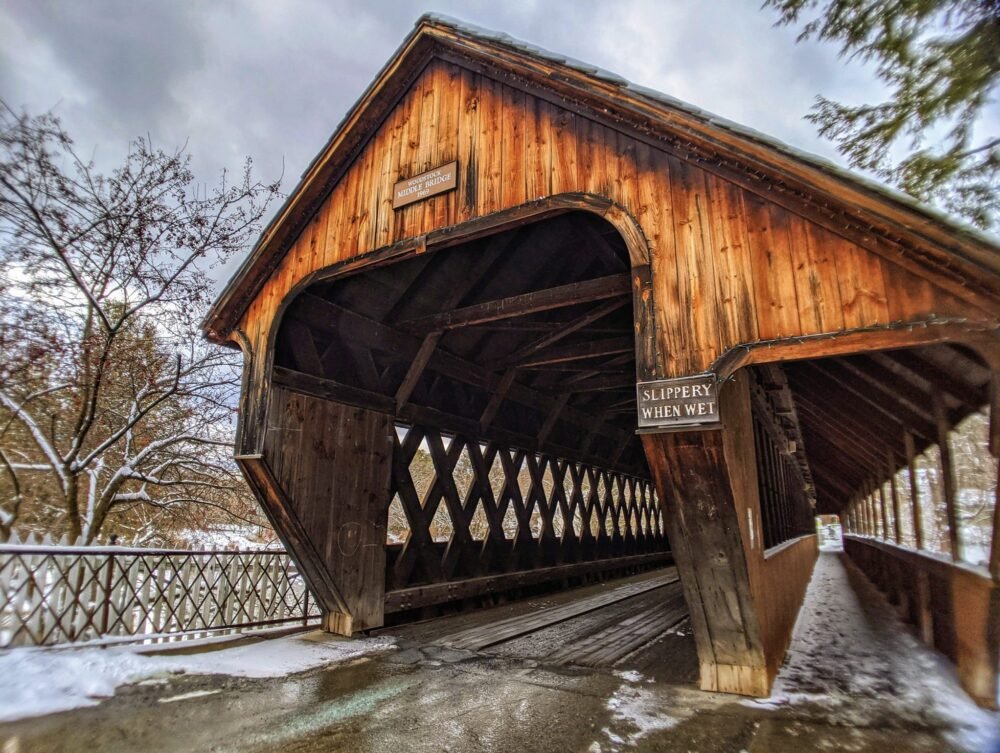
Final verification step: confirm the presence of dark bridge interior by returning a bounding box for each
[270,211,668,615]
[274,211,646,476]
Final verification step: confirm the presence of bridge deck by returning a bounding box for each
[377,567,698,680]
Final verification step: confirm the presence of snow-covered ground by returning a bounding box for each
[746,552,1000,752]
[0,631,395,722]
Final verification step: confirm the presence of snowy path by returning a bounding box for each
[751,551,999,752]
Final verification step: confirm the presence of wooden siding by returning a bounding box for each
[234,58,992,385]
[262,387,393,633]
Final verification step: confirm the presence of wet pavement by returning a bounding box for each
[1,554,996,752]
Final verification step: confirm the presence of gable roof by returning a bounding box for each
[203,13,1000,344]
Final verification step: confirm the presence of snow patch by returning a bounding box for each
[0,631,395,721]
[602,680,678,750]
[613,669,643,683]
[157,632,395,679]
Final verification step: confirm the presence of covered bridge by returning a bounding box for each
[204,16,1000,705]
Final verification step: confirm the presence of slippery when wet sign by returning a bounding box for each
[636,374,720,431]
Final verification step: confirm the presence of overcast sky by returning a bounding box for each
[1,0,899,279]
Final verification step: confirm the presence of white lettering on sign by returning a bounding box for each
[636,374,721,430]
[392,161,458,209]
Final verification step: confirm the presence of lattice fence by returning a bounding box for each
[386,425,667,590]
[0,536,319,648]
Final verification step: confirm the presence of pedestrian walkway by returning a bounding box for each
[744,550,999,752]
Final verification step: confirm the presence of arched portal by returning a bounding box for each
[248,209,669,635]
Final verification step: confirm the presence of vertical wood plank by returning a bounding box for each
[500,84,527,210]
[934,391,961,561]
[797,219,846,333]
[888,449,903,544]
[476,72,503,217]
[549,105,578,196]
[834,235,890,329]
[905,430,926,550]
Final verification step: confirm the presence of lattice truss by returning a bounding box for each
[387,424,666,588]
[0,547,319,648]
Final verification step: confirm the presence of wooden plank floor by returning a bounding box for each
[382,567,694,674]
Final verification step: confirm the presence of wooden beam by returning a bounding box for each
[838,356,937,424]
[479,368,516,429]
[934,391,961,561]
[712,323,1000,382]
[565,374,635,393]
[877,475,890,541]
[383,552,670,613]
[273,366,641,474]
[399,273,631,334]
[991,457,1000,581]
[794,397,895,469]
[877,350,987,412]
[288,295,633,448]
[816,359,938,438]
[394,332,442,410]
[382,226,520,323]
[538,394,570,445]
[285,319,325,376]
[512,336,635,368]
[801,361,936,442]
[491,298,629,368]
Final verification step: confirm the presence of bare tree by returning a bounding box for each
[0,105,280,543]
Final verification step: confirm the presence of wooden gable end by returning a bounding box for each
[235,56,996,380]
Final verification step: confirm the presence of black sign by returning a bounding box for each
[636,374,720,430]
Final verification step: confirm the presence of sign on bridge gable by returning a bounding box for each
[636,374,720,431]
[392,161,459,209]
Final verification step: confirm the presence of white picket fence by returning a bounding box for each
[0,533,320,648]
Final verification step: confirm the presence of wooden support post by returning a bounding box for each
[642,371,801,698]
[865,486,875,537]
[905,430,926,550]
[888,450,902,545]
[934,391,961,561]
[916,569,934,646]
[987,365,1000,581]
[991,458,1000,582]
[878,476,890,542]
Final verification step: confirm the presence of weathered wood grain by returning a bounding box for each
[262,387,393,634]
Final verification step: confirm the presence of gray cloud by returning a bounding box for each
[0,0,898,271]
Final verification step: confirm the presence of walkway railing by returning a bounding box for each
[843,535,998,709]
[0,535,320,648]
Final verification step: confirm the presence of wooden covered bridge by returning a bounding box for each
[204,16,1000,707]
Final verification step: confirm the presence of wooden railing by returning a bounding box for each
[0,538,320,648]
[843,535,998,708]
[755,534,818,681]
[385,424,670,608]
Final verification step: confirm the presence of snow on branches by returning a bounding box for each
[0,104,280,543]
